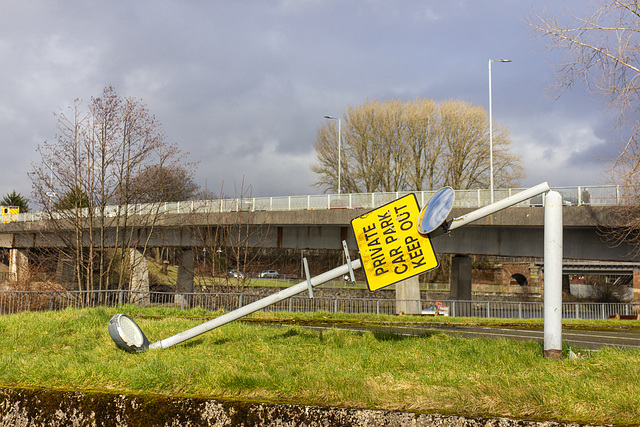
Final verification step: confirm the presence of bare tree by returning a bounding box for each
[126,165,200,203]
[529,2,640,251]
[190,179,276,294]
[439,100,521,189]
[528,2,640,122]
[404,98,442,191]
[30,86,194,292]
[311,97,524,193]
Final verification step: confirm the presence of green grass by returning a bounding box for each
[1,307,639,425]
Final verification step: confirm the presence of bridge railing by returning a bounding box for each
[10,185,621,223]
[1,289,637,321]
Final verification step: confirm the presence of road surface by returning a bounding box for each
[294,323,640,350]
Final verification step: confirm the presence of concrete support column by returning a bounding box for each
[396,276,421,315]
[633,270,640,302]
[449,255,472,300]
[56,255,77,290]
[562,274,570,294]
[544,191,563,359]
[9,249,28,283]
[529,263,539,285]
[130,248,150,306]
[176,248,194,308]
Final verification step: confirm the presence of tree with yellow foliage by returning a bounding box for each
[312,98,524,193]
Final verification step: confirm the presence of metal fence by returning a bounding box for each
[1,289,637,320]
[8,185,621,223]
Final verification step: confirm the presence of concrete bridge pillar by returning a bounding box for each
[175,249,194,308]
[450,254,472,300]
[562,275,570,294]
[56,255,77,289]
[529,264,541,288]
[396,276,420,315]
[9,249,28,283]
[130,249,150,306]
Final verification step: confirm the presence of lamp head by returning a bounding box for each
[417,187,455,235]
[108,313,150,353]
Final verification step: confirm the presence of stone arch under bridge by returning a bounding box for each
[495,262,541,290]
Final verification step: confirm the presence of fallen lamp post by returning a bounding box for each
[109,182,551,353]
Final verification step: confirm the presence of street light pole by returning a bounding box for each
[45,160,57,207]
[488,58,511,204]
[324,115,342,194]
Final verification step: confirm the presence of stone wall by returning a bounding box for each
[0,387,600,427]
[243,285,541,303]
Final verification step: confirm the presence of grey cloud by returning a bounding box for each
[0,0,626,200]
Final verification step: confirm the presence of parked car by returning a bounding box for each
[259,270,279,278]
[227,269,244,279]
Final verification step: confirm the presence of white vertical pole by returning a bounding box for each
[338,118,342,194]
[489,60,494,204]
[544,190,563,359]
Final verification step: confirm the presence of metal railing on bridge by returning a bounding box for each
[8,185,621,223]
[1,289,636,321]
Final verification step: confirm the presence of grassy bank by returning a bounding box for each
[0,306,639,425]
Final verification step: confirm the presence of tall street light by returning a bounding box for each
[488,58,512,204]
[324,115,342,194]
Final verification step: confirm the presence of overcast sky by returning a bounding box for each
[0,0,620,201]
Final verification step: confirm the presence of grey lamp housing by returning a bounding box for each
[108,313,150,353]
[417,187,455,236]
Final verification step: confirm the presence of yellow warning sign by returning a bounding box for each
[351,194,438,291]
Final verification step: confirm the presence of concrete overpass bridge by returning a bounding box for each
[0,184,630,259]
[0,184,638,300]
[0,203,634,261]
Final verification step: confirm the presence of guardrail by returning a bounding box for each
[7,185,621,223]
[1,289,636,320]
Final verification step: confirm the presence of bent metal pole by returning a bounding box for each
[429,182,551,237]
[149,259,362,350]
[150,182,551,351]
[110,182,552,352]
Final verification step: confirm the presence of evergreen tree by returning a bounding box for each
[1,190,30,213]
[54,186,90,210]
